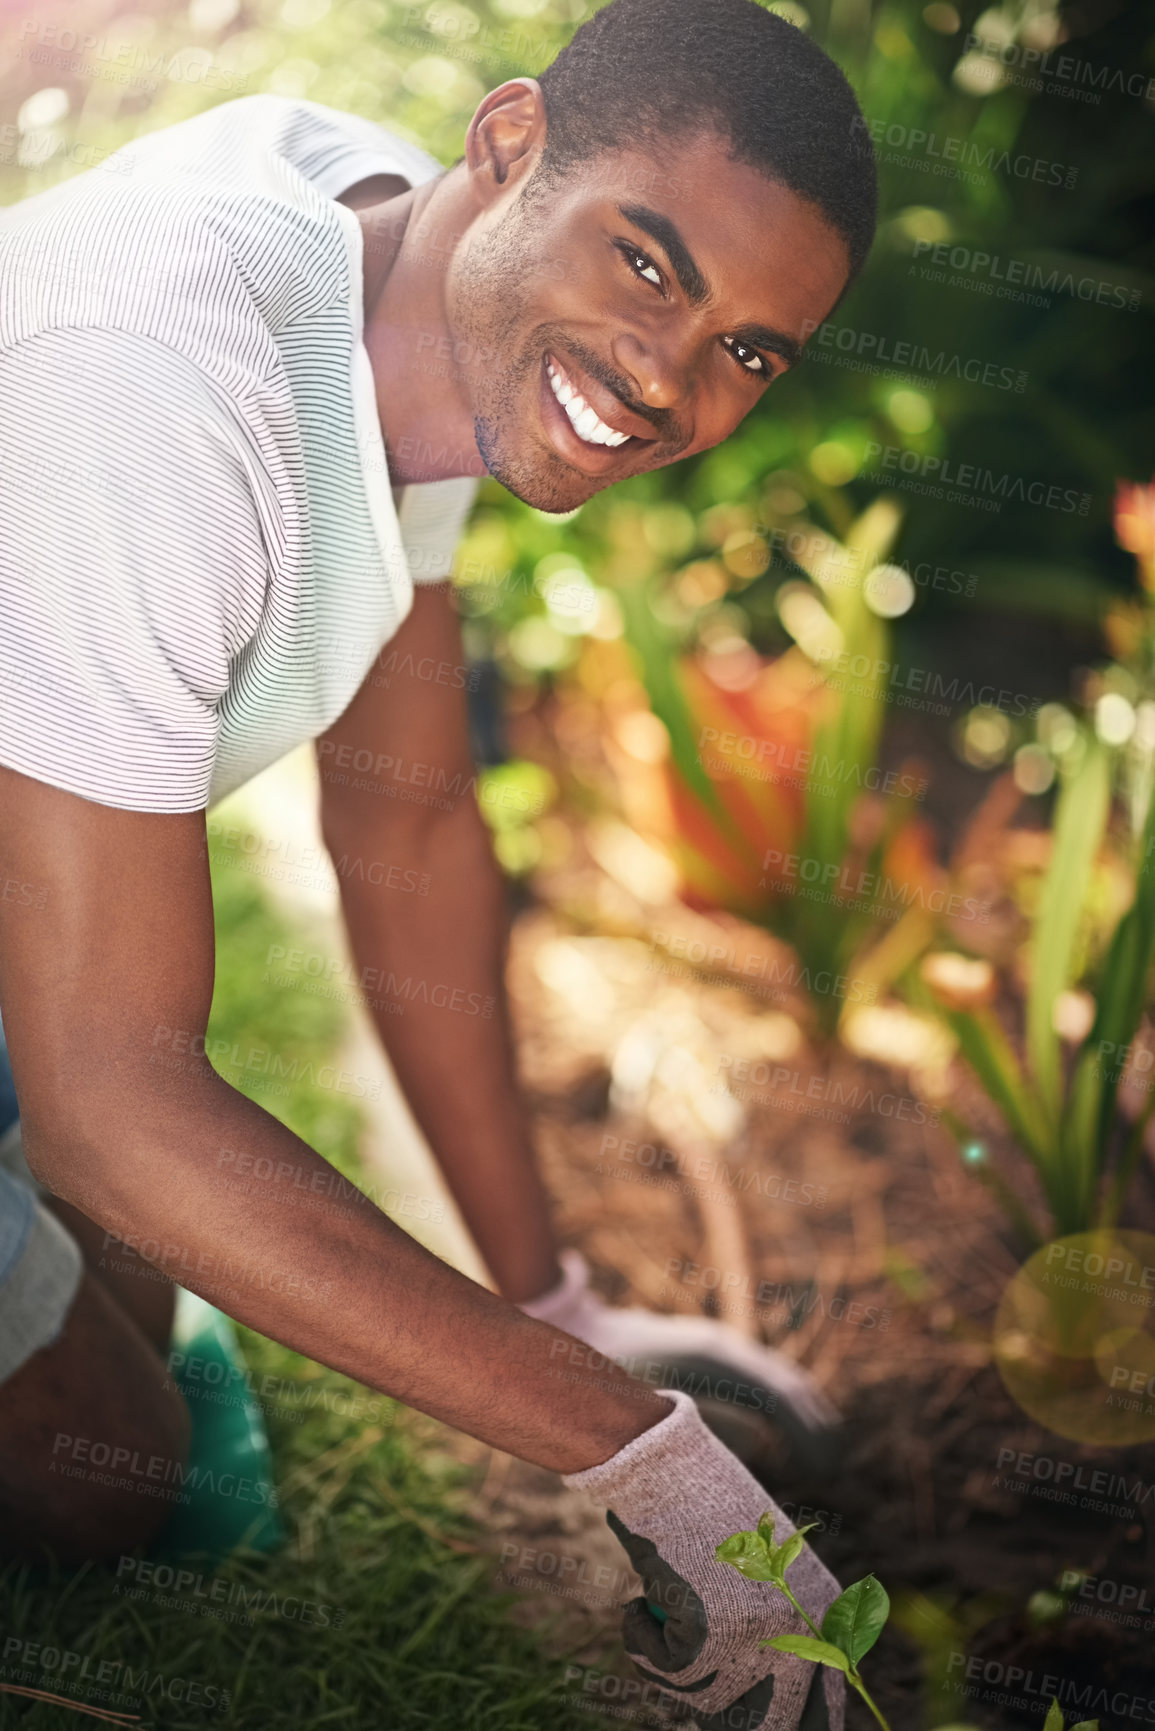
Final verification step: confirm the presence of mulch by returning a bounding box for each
[460,893,1155,1731]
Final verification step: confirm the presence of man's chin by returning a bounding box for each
[475,421,596,514]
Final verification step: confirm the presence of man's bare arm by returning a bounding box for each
[0,764,669,1469]
[316,584,561,1303]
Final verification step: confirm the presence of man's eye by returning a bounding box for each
[724,336,767,376]
[619,243,664,291]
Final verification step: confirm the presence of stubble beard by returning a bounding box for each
[452,197,593,514]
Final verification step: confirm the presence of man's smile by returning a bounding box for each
[538,348,659,478]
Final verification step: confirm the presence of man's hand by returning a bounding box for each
[564,1391,844,1731]
[0,762,669,1472]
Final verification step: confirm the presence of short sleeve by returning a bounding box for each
[396,477,479,585]
[0,327,269,813]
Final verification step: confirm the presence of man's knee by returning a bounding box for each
[0,1270,191,1563]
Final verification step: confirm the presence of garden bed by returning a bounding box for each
[461,902,1155,1731]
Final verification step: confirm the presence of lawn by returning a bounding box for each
[0,854,599,1731]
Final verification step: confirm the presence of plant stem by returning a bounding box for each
[778,1580,825,1643]
[850,1673,892,1731]
[775,1578,895,1731]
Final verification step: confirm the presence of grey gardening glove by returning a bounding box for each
[563,1390,844,1731]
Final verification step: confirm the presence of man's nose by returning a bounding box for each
[611,329,692,417]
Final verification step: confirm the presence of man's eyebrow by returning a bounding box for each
[616,202,802,371]
[733,321,803,371]
[618,203,709,304]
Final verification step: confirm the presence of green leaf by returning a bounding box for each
[617,582,739,842]
[1043,1700,1065,1731]
[1027,739,1110,1119]
[1070,778,1155,1220]
[774,1524,819,1577]
[820,1576,890,1665]
[756,1512,777,1551]
[715,1531,777,1582]
[944,1004,1051,1164]
[1069,1721,1099,1730]
[761,1634,850,1673]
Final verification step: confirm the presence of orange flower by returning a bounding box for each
[1114,479,1155,591]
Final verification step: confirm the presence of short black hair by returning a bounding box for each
[536,0,877,284]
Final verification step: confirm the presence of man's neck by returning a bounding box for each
[353,172,487,488]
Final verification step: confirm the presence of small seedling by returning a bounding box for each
[716,1514,892,1729]
[1043,1699,1099,1731]
[717,1521,1102,1731]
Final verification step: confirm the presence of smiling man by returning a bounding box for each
[0,1,874,1725]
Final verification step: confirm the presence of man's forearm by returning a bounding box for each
[21,1069,669,1473]
[328,800,562,1302]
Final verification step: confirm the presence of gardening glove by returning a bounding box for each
[520,1250,840,1470]
[562,1388,844,1731]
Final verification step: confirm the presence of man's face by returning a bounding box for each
[445,127,851,513]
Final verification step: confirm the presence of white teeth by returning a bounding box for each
[547,359,630,448]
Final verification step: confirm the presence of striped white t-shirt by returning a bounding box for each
[0,96,479,813]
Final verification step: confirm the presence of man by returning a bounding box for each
[0,0,875,1723]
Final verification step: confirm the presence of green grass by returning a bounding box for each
[0,854,600,1729]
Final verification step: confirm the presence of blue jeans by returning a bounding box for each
[0,1007,85,1381]
[0,1011,18,1140]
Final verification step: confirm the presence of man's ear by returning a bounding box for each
[463,78,548,207]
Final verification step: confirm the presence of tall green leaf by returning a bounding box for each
[1064,780,1155,1225]
[939,1005,1052,1167]
[617,580,740,843]
[1027,741,1111,1120]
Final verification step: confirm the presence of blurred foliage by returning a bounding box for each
[6,0,1151,662]
[618,497,943,1031]
[907,504,1155,1237]
[5,0,1153,1024]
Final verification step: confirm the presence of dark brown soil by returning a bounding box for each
[464,899,1155,1731]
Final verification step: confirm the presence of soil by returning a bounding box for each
[459,895,1155,1731]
